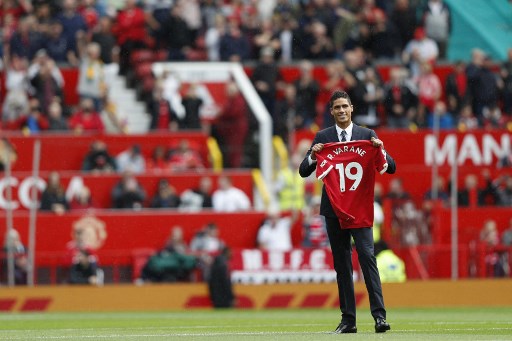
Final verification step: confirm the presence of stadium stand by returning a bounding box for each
[1,0,512,286]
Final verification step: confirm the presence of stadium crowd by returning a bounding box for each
[1,0,512,285]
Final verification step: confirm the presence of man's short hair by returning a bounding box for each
[329,90,352,108]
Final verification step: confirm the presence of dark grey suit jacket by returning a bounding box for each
[299,124,396,218]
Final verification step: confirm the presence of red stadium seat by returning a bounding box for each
[135,62,154,80]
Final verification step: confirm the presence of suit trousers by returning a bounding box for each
[325,217,386,324]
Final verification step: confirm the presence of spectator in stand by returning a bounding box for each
[28,53,64,115]
[91,16,119,80]
[401,27,438,80]
[354,66,384,128]
[320,62,355,124]
[144,0,173,46]
[274,83,297,143]
[426,101,454,129]
[482,105,507,129]
[293,60,320,129]
[416,61,442,126]
[479,219,506,277]
[79,0,99,31]
[180,0,201,44]
[456,174,479,207]
[383,67,418,129]
[302,195,329,248]
[252,18,280,61]
[179,176,213,211]
[204,13,226,62]
[465,48,485,113]
[146,145,170,173]
[56,0,88,56]
[82,140,117,173]
[276,15,300,63]
[190,222,225,253]
[116,144,146,174]
[472,56,502,125]
[457,103,479,131]
[421,0,451,60]
[501,218,512,246]
[7,15,44,60]
[424,176,450,204]
[68,98,104,134]
[501,57,512,117]
[1,54,30,126]
[150,179,181,209]
[445,60,468,116]
[111,172,146,209]
[212,175,251,212]
[168,139,204,171]
[162,2,193,61]
[219,17,250,62]
[44,20,78,65]
[385,178,411,209]
[165,226,188,254]
[213,81,248,168]
[15,98,49,133]
[180,83,203,130]
[390,0,418,50]
[495,175,512,206]
[148,81,179,131]
[366,9,401,61]
[47,100,68,131]
[76,37,105,112]
[69,185,94,210]
[69,248,101,285]
[40,171,69,215]
[114,0,147,76]
[2,228,28,285]
[257,208,297,252]
[141,243,197,283]
[305,20,335,60]
[252,46,281,115]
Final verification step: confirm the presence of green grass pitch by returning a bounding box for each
[0,307,511,340]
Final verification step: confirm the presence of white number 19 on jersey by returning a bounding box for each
[335,162,363,192]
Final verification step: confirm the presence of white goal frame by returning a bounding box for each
[152,62,273,188]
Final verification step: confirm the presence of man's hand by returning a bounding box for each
[310,143,324,160]
[371,137,384,148]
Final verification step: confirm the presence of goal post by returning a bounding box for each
[152,62,274,193]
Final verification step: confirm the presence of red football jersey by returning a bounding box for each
[316,140,388,228]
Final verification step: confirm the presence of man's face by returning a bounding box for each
[330,97,352,127]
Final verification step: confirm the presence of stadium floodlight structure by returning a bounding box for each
[152,62,274,194]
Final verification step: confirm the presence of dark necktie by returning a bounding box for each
[340,130,347,142]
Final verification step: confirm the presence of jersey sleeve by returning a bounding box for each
[375,147,389,175]
[315,152,334,180]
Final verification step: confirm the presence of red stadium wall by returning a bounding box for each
[5,131,210,172]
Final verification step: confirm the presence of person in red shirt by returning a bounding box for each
[69,98,104,134]
[299,90,396,334]
[113,0,147,75]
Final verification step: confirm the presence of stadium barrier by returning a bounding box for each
[1,279,511,312]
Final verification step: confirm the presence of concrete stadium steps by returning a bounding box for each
[107,75,151,134]
[446,0,512,61]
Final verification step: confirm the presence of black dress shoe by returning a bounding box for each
[375,317,391,333]
[333,322,357,334]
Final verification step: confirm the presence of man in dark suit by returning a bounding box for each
[299,90,396,334]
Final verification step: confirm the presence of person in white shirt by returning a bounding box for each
[212,175,251,212]
[116,144,146,174]
[257,208,298,252]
